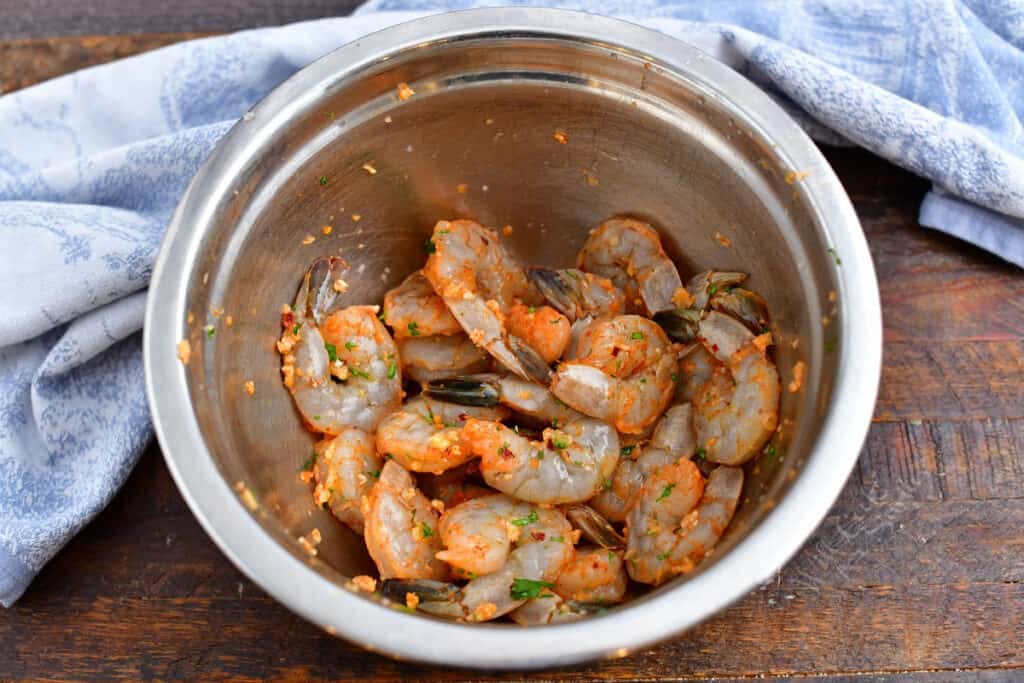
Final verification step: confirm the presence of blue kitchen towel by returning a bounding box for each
[2,1,1023,607]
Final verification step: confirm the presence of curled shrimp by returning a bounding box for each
[396,335,490,384]
[311,428,381,535]
[674,342,719,404]
[509,594,608,625]
[383,495,574,621]
[424,373,583,427]
[363,460,447,580]
[505,304,571,364]
[625,462,743,584]
[589,403,697,523]
[280,257,402,434]
[423,219,551,383]
[550,315,677,434]
[577,217,683,316]
[375,396,509,474]
[554,547,628,603]
[693,311,780,465]
[460,416,620,504]
[527,267,625,321]
[383,270,463,338]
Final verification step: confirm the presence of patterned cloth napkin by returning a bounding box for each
[2,0,1022,607]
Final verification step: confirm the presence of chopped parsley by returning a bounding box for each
[497,442,513,459]
[657,483,676,501]
[552,437,569,450]
[827,247,842,265]
[510,578,555,600]
[345,341,357,351]
[313,415,321,421]
[292,323,301,335]
[349,367,372,380]
[302,451,318,471]
[324,342,338,362]
[407,321,421,337]
[671,372,679,383]
[510,510,539,527]
[423,239,436,254]
[695,446,707,461]
[708,285,718,296]
[630,331,644,340]
[621,445,635,456]
[365,469,381,479]
[565,270,579,280]
[528,306,536,314]
[420,523,434,539]
[607,551,616,562]
[550,317,562,324]
[319,176,328,186]
[550,535,564,543]
[601,478,613,491]
[205,325,216,338]
[656,551,671,561]
[763,443,778,461]
[534,450,545,461]
[824,340,836,353]
[387,361,397,379]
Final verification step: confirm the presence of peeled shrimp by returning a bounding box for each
[311,428,381,535]
[280,257,402,434]
[674,342,719,404]
[505,304,571,364]
[626,462,743,584]
[527,267,625,321]
[693,312,780,465]
[554,547,628,603]
[375,396,509,474]
[363,460,447,580]
[550,315,677,434]
[424,373,583,427]
[423,219,551,383]
[577,217,683,316]
[590,403,697,523]
[383,495,574,621]
[396,335,490,384]
[460,416,620,504]
[383,270,463,338]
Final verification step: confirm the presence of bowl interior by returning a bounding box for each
[174,30,838,623]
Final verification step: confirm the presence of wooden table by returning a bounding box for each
[2,8,1022,682]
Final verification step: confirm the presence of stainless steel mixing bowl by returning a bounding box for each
[144,8,881,669]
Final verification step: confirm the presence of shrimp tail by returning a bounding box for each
[653,308,702,343]
[379,579,466,618]
[423,376,501,407]
[527,267,579,319]
[653,270,749,343]
[710,287,771,335]
[509,335,554,384]
[566,505,625,549]
[296,256,350,325]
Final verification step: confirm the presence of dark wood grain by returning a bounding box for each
[2,33,1023,683]
[0,1,364,40]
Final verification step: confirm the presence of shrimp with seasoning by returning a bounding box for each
[424,373,583,426]
[311,428,381,535]
[423,219,551,383]
[505,303,571,364]
[589,403,697,523]
[381,494,574,621]
[527,267,625,321]
[693,311,780,465]
[577,217,683,316]
[625,462,743,584]
[396,335,491,385]
[383,270,464,338]
[375,396,509,474]
[654,270,769,343]
[460,415,620,504]
[363,460,447,580]
[511,547,626,624]
[550,315,677,434]
[281,257,402,434]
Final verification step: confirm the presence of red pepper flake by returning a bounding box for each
[531,531,546,541]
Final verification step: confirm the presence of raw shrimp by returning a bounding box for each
[693,312,780,465]
[396,335,490,384]
[577,217,683,316]
[460,416,620,504]
[550,315,677,434]
[527,267,625,321]
[362,460,447,580]
[626,463,743,584]
[311,428,381,535]
[424,373,583,426]
[382,495,574,621]
[589,403,697,523]
[509,594,607,625]
[375,396,509,474]
[674,342,719,404]
[653,270,769,343]
[383,270,463,338]
[423,219,551,382]
[505,304,571,364]
[554,548,628,604]
[280,257,402,434]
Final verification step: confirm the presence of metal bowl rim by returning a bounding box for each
[144,7,882,670]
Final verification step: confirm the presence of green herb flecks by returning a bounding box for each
[827,247,842,265]
[657,483,676,502]
[324,342,338,362]
[407,321,421,337]
[423,239,436,254]
[387,362,397,380]
[420,523,434,539]
[511,510,539,527]
[631,331,644,340]
[510,578,555,600]
[349,367,372,380]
